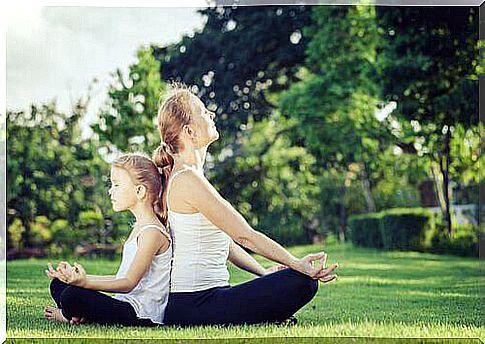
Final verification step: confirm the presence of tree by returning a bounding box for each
[7,99,111,249]
[152,5,313,148]
[207,114,320,245]
[377,6,479,234]
[279,6,391,240]
[92,46,166,155]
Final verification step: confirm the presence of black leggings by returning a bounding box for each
[49,278,155,326]
[164,268,319,326]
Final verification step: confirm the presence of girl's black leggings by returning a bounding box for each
[49,278,155,326]
[164,268,319,326]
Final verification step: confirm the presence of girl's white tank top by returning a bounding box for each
[113,224,172,324]
[167,167,231,293]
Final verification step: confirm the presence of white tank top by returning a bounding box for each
[113,224,172,324]
[167,168,231,292]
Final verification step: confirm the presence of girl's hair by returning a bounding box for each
[112,153,167,226]
[152,82,196,222]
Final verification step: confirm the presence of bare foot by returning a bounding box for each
[70,316,87,325]
[44,306,68,323]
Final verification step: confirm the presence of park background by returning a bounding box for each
[5,3,483,341]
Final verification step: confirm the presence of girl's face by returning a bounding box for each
[188,95,219,148]
[108,166,138,212]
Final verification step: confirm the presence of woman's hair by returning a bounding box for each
[112,153,167,226]
[152,81,196,222]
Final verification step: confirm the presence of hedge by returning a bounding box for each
[348,208,433,251]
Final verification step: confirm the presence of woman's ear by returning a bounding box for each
[183,124,195,138]
[135,185,147,200]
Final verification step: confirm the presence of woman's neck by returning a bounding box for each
[173,146,208,172]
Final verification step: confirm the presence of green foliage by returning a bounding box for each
[30,216,52,246]
[153,5,312,145]
[426,221,481,257]
[7,218,25,250]
[92,46,166,154]
[347,213,383,248]
[209,115,319,245]
[77,210,105,244]
[379,208,432,251]
[7,98,115,253]
[348,208,433,251]
[279,6,396,239]
[449,123,483,185]
[376,7,479,233]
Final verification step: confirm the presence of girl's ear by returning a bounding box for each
[135,185,147,200]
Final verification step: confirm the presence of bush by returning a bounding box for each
[348,213,383,248]
[426,222,482,257]
[379,208,432,251]
[348,208,432,251]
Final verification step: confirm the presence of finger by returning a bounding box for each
[316,263,339,278]
[305,252,327,263]
[313,264,326,278]
[47,263,57,274]
[321,253,328,269]
[320,274,337,283]
[45,270,56,279]
[74,262,86,275]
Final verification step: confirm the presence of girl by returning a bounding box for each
[44,154,172,326]
[154,83,339,326]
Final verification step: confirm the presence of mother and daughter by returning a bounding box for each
[44,84,339,327]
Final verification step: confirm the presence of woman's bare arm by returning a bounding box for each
[227,240,266,277]
[174,170,336,279]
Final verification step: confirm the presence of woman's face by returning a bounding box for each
[108,166,138,212]
[188,95,219,148]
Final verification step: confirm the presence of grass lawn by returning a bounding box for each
[6,243,484,341]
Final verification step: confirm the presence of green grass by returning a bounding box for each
[6,243,484,340]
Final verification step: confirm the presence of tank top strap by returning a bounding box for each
[138,223,171,243]
[166,167,191,211]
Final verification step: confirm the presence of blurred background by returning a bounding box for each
[6,5,482,260]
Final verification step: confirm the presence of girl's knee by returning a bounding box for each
[50,278,67,296]
[59,286,80,308]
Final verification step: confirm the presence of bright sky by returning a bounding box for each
[6,5,206,136]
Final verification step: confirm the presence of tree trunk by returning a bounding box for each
[339,186,346,242]
[361,163,376,212]
[439,128,453,235]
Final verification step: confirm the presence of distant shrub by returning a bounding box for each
[348,208,432,251]
[426,221,481,257]
[347,213,383,248]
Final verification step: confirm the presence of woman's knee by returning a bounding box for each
[289,269,318,301]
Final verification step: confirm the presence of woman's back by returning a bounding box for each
[167,168,231,292]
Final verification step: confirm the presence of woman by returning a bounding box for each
[152,83,339,326]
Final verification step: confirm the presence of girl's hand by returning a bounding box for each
[45,262,60,280]
[57,261,74,278]
[57,263,87,287]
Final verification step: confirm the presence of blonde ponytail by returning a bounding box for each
[152,144,174,226]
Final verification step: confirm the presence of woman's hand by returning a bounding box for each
[263,264,287,275]
[293,252,339,282]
